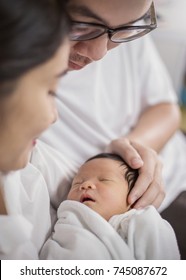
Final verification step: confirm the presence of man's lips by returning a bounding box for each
[80,193,95,203]
[68,60,84,70]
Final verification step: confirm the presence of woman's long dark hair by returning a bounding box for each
[0,0,70,96]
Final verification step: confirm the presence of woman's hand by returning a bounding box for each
[106,138,165,209]
[0,178,7,215]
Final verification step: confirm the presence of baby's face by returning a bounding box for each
[67,158,130,221]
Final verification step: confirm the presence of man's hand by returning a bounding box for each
[106,138,165,209]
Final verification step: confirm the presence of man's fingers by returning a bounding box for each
[107,137,165,209]
[128,153,156,204]
[131,182,165,209]
[128,172,153,205]
[128,158,165,208]
[107,138,144,169]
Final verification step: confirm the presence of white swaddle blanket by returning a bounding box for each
[40,200,133,259]
[40,201,180,260]
[109,206,180,260]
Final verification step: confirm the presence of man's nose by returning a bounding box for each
[79,181,96,190]
[77,35,109,61]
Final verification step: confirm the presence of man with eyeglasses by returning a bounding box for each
[41,0,186,213]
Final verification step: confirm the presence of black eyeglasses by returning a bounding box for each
[69,2,157,43]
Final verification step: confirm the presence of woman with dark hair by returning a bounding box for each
[0,0,70,258]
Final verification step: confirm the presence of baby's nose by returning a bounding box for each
[80,181,96,190]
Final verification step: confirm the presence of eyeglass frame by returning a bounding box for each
[69,2,157,43]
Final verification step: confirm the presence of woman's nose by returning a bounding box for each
[79,181,96,190]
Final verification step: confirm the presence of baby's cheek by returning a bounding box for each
[67,190,78,201]
[67,191,73,200]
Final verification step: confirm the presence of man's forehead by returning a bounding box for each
[68,0,152,26]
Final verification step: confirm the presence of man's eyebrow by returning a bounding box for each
[68,5,108,25]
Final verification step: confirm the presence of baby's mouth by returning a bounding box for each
[80,194,95,203]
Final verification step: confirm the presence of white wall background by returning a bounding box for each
[152,0,186,96]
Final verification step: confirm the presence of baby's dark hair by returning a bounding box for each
[86,153,139,192]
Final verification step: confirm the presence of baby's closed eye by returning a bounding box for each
[99,177,112,182]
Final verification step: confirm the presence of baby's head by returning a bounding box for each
[67,153,139,221]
